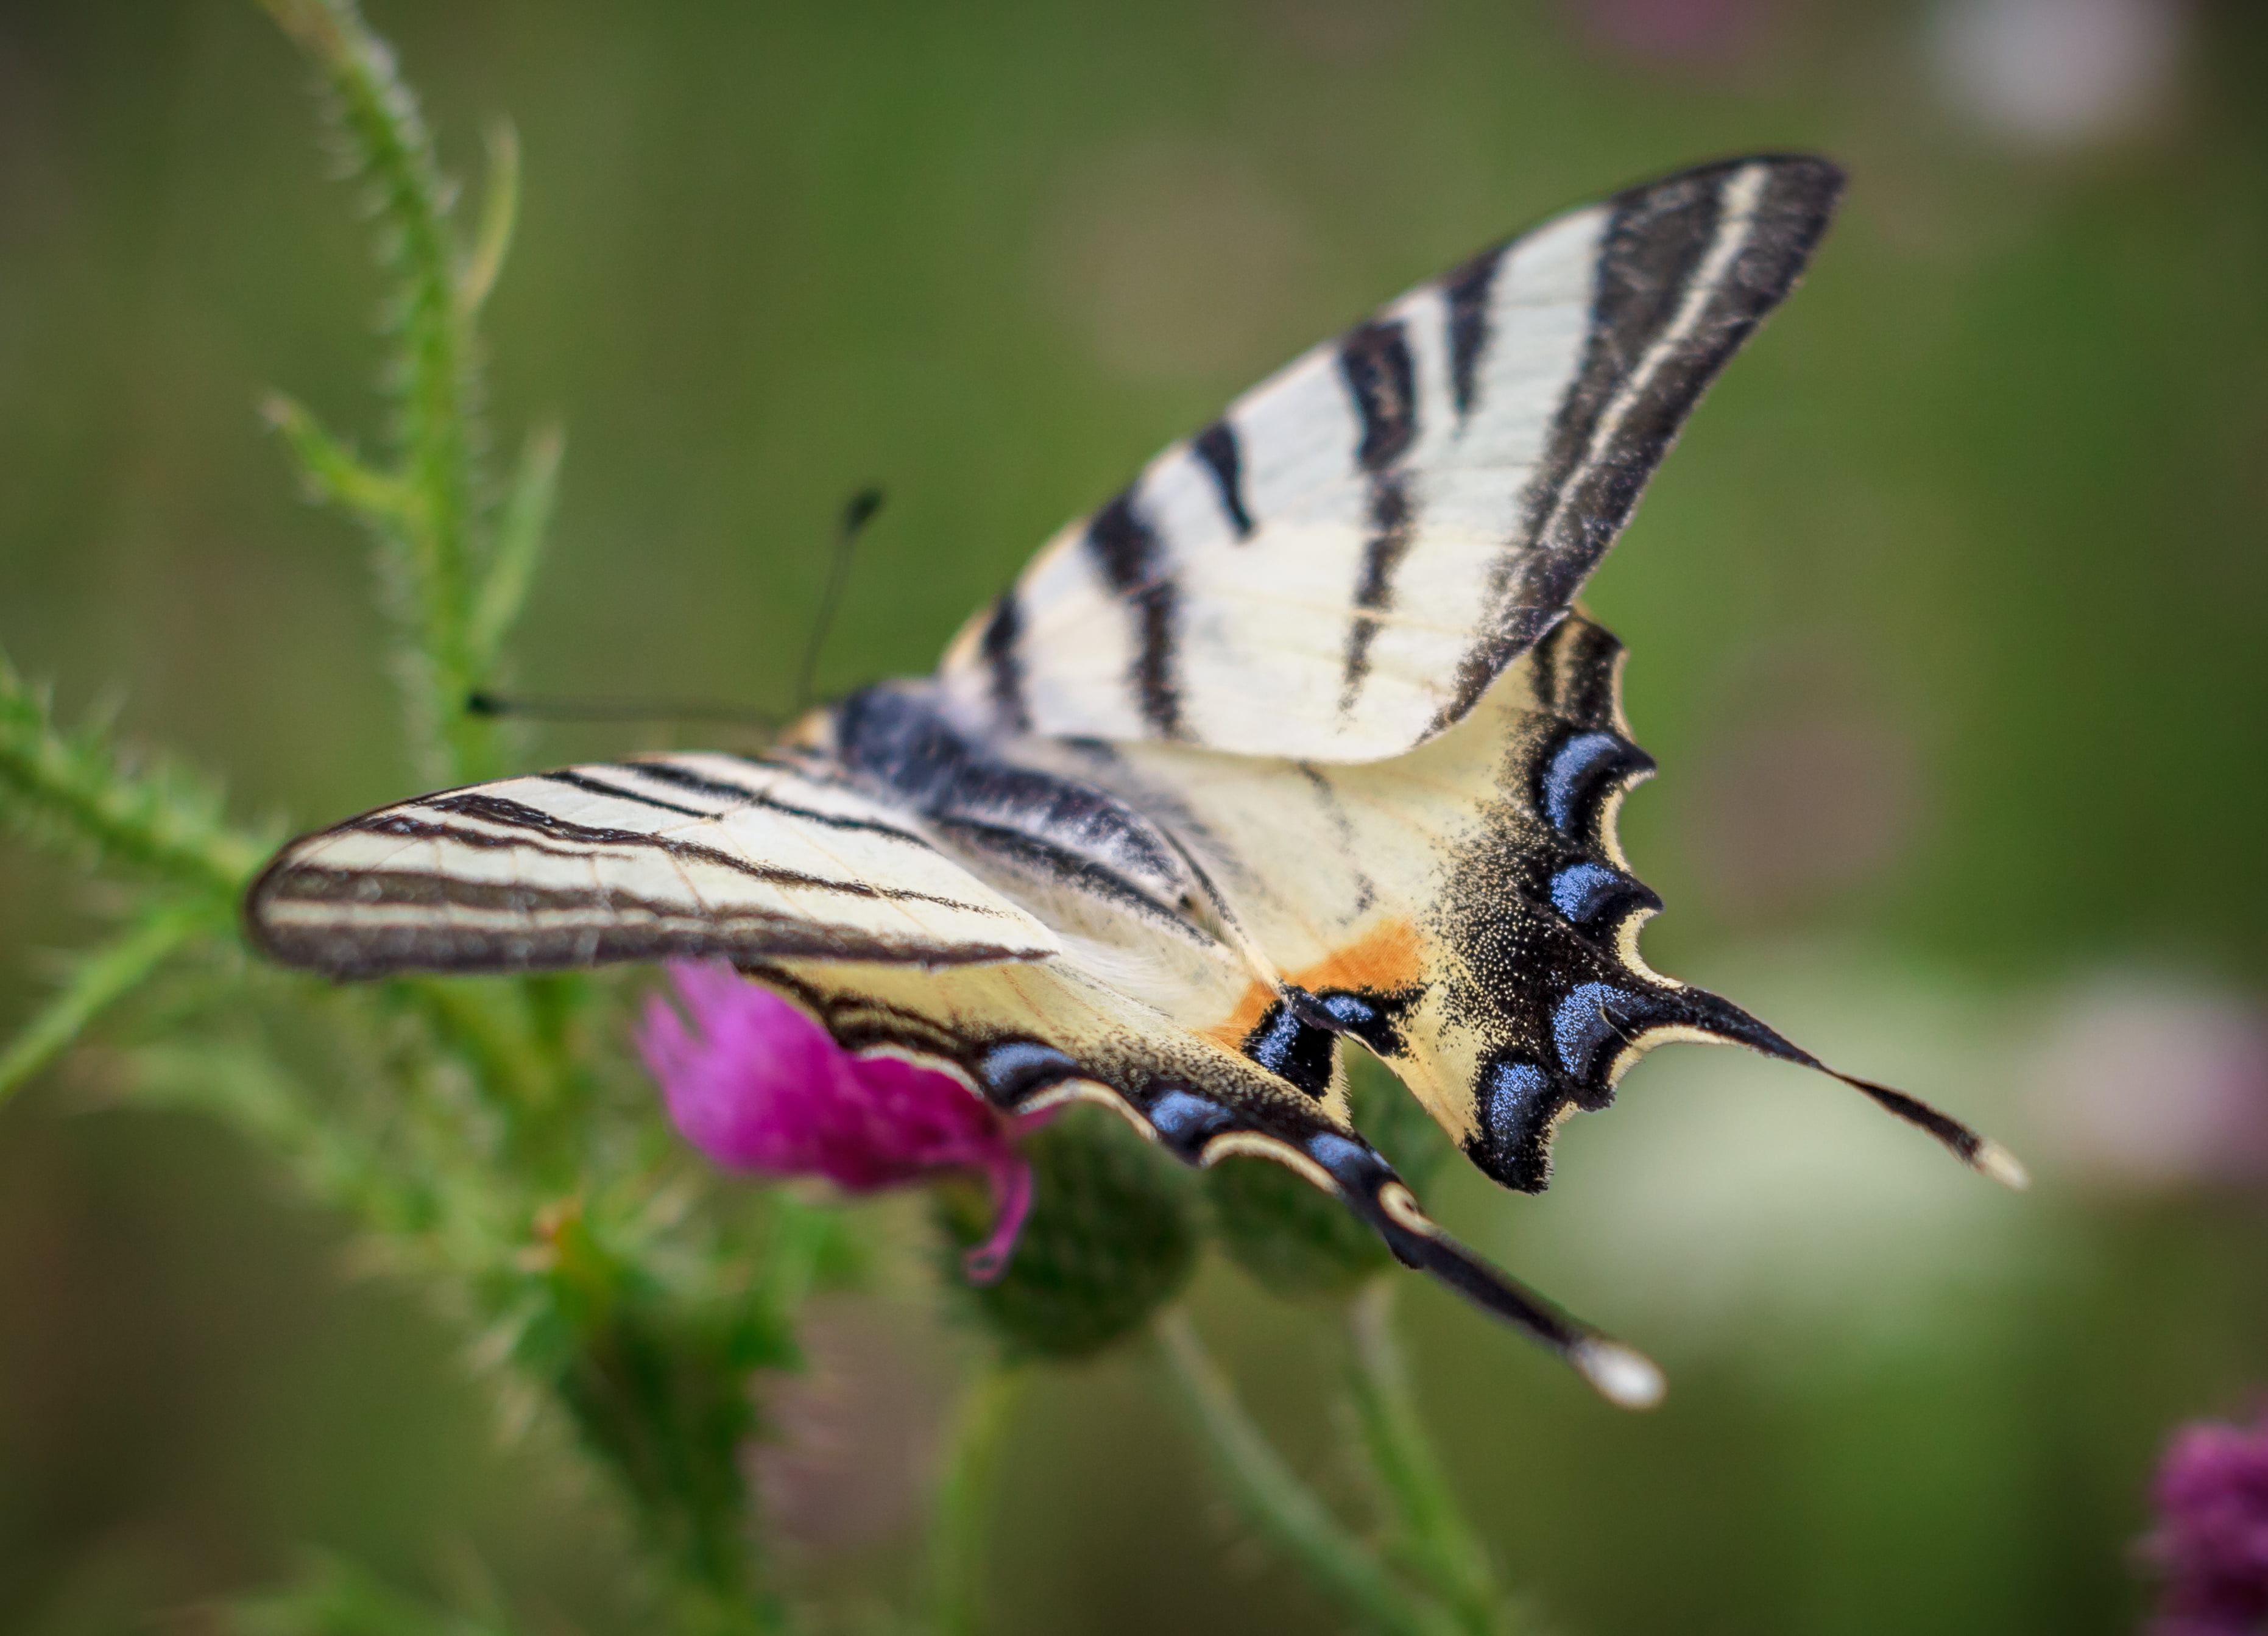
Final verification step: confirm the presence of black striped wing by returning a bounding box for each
[246,752,1062,979]
[939,155,1842,763]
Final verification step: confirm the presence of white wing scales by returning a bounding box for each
[247,752,1062,978]
[939,156,1842,763]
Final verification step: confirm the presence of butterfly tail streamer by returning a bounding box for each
[1306,1137,1664,1409]
[1653,985,2031,1191]
[1823,1068,2031,1191]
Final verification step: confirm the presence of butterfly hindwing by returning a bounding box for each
[939,155,1843,763]
[1003,613,1837,1193]
[744,951,1652,1394]
[246,751,1062,978]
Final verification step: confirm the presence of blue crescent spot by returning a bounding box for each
[1540,729,1627,834]
[1303,1132,1384,1190]
[1552,981,1639,1080]
[1482,1059,1551,1137]
[1146,1088,1226,1141]
[1243,1006,1306,1074]
[977,1039,1081,1098]
[1548,860,1627,925]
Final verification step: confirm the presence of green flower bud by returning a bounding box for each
[1206,1054,1453,1300]
[1207,1149,1391,1295]
[936,1105,1198,1360]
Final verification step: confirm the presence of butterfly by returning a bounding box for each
[247,155,2022,1407]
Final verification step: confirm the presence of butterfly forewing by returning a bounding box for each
[939,155,1843,763]
[247,752,1062,978]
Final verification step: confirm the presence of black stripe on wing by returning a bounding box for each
[403,791,983,909]
[1431,155,1843,733]
[245,756,1059,980]
[1191,420,1254,540]
[1339,475,1415,711]
[540,769,713,817]
[620,758,945,847]
[1443,242,1505,421]
[927,816,1210,938]
[825,683,1210,928]
[250,868,1044,978]
[977,593,1033,735]
[1336,319,1423,713]
[1084,492,1184,739]
[1338,319,1418,471]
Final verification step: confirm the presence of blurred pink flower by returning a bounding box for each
[639,962,1040,1283]
[2019,978,2268,1193]
[1929,0,2186,150]
[2144,1409,2268,1636]
[1567,0,1765,62]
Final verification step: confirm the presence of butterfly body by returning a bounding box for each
[249,155,2021,1403]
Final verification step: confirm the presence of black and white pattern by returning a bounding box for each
[247,156,2022,1405]
[249,752,1062,977]
[938,156,1844,760]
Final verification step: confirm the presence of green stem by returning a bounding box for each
[0,900,224,1107]
[127,1040,443,1251]
[404,979,555,1135]
[1346,1281,1518,1636]
[261,0,499,783]
[1154,1309,1458,1636]
[926,1360,1027,1636]
[0,649,264,892]
[457,119,521,322]
[468,420,564,676]
[534,1205,780,1636]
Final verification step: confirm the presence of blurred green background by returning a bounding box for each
[2,0,2264,1631]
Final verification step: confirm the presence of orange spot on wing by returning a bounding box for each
[1293,917,1422,997]
[1201,979,1276,1054]
[1197,918,1423,1053]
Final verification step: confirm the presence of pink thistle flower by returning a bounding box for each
[638,961,1042,1283]
[2144,1408,2268,1636]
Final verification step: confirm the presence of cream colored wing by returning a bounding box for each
[1011,615,2021,1196]
[744,951,1661,1405]
[246,750,1061,978]
[938,157,1843,763]
[747,679,1663,1398]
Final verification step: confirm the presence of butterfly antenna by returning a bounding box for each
[793,485,885,714]
[464,692,781,728]
[463,487,883,729]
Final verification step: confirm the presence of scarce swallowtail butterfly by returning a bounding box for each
[247,155,2024,1408]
